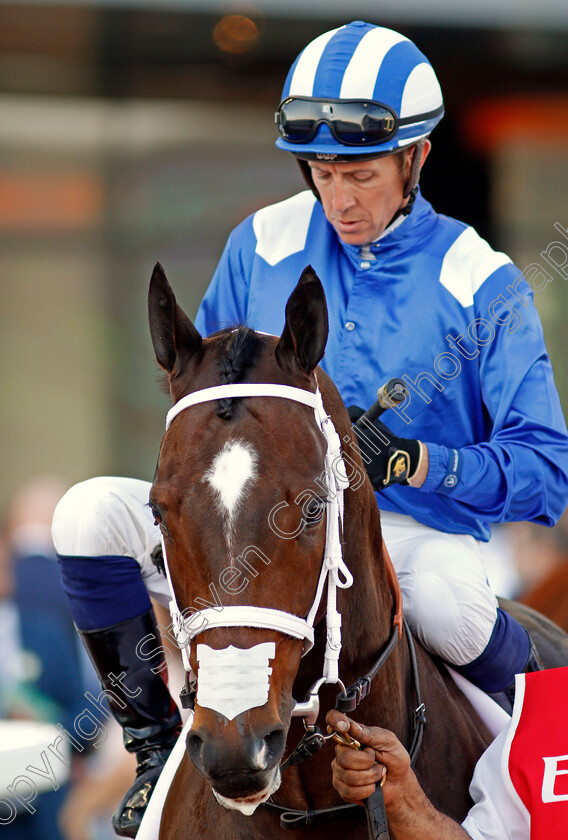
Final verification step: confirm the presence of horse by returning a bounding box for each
[147,262,568,840]
[520,564,568,635]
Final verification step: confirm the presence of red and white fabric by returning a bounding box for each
[463,666,568,839]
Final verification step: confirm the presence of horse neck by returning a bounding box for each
[337,482,412,733]
[283,485,412,812]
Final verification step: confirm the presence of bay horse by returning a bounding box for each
[147,262,568,840]
[521,567,568,635]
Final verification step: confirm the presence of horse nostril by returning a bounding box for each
[250,727,286,771]
[264,727,286,761]
[187,732,204,766]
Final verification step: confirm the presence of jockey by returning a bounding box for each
[52,21,568,837]
[328,665,568,839]
[196,21,567,692]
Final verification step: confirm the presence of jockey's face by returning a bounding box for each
[308,144,427,245]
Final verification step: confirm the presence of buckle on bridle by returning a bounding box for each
[335,676,372,712]
[179,673,197,710]
[414,701,427,725]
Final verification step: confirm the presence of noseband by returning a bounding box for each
[160,381,354,721]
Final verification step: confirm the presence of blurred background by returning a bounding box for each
[0,2,567,836]
[1,0,567,487]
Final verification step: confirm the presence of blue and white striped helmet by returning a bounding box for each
[275,21,444,159]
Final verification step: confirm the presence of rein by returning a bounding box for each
[265,533,426,838]
[270,618,426,833]
[282,540,405,768]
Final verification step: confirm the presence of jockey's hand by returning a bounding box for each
[347,406,424,490]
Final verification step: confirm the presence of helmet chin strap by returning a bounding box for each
[295,138,426,233]
[297,158,321,201]
[399,138,425,216]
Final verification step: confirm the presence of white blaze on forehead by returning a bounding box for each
[204,440,257,519]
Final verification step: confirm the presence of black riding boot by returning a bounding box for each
[78,609,182,838]
[489,641,543,714]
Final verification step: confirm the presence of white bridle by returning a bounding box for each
[160,381,353,711]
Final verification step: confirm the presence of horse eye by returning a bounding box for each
[149,502,169,537]
[304,498,326,526]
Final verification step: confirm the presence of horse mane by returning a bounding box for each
[216,326,265,420]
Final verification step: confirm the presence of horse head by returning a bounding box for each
[148,262,375,815]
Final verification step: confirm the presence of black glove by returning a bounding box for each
[348,405,421,490]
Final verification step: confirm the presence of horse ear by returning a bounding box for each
[275,265,329,375]
[148,262,202,374]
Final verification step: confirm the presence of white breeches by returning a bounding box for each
[380,511,498,666]
[52,478,498,667]
[52,476,170,606]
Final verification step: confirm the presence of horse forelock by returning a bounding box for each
[216,327,267,420]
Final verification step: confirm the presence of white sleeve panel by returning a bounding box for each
[439,226,512,308]
[252,191,316,266]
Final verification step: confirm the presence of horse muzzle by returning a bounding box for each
[186,720,286,808]
[211,767,282,816]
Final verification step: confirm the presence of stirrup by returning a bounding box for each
[112,746,173,838]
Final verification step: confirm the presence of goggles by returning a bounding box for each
[275,97,443,147]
